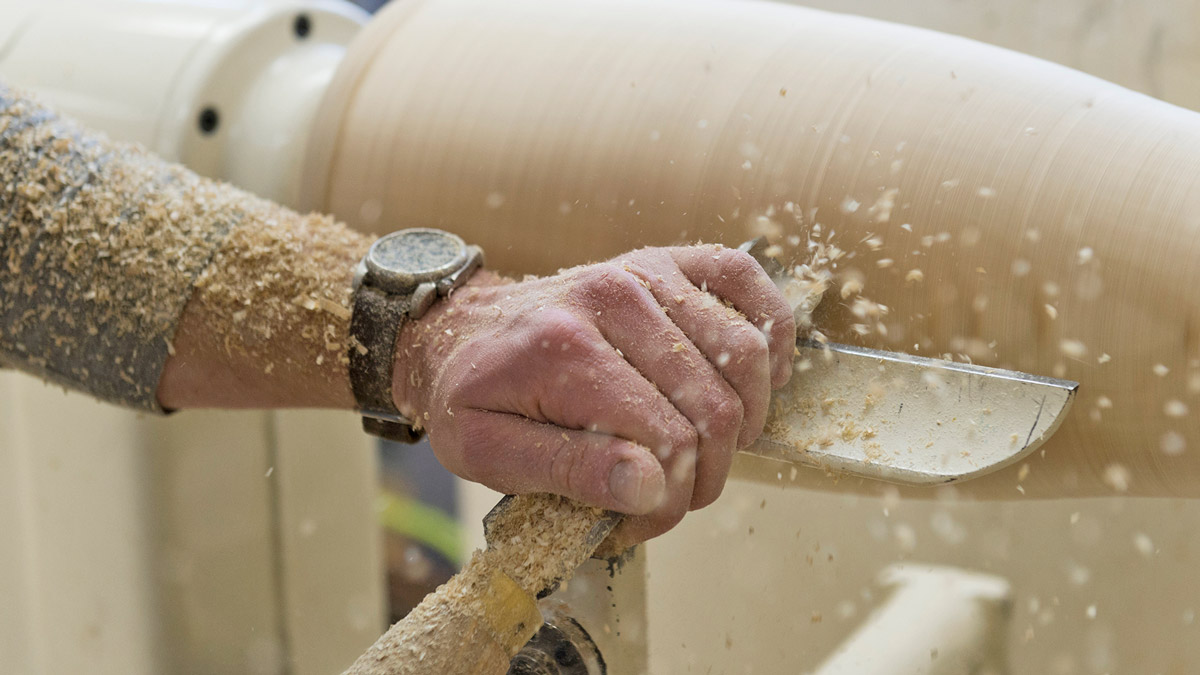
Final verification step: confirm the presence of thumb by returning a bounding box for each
[449,409,666,515]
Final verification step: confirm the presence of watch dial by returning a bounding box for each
[367,229,467,292]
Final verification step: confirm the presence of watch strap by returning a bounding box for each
[349,285,424,443]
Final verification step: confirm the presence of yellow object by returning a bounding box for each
[341,558,541,675]
[476,569,544,655]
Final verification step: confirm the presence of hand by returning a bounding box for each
[394,244,796,544]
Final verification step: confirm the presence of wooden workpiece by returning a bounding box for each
[304,0,1200,500]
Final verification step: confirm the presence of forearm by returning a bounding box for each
[0,85,231,408]
[0,83,374,412]
[157,212,371,410]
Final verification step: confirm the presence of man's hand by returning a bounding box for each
[395,244,796,544]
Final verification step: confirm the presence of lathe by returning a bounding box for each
[2,0,1198,673]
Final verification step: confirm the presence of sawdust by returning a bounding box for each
[0,84,370,409]
[1,86,224,406]
[482,493,608,594]
[185,202,370,403]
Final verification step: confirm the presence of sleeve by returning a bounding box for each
[0,84,238,411]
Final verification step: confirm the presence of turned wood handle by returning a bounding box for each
[342,564,542,675]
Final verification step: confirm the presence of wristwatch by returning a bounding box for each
[349,228,483,442]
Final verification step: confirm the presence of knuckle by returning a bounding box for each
[583,262,621,290]
[766,296,796,329]
[767,313,798,374]
[608,271,647,302]
[530,308,590,351]
[722,326,769,371]
[774,313,798,344]
[720,248,761,279]
[667,422,699,457]
[765,299,797,341]
[442,387,473,420]
[581,263,646,305]
[548,439,584,496]
[743,326,771,358]
[703,395,743,442]
[451,422,488,482]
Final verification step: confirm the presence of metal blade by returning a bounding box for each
[746,340,1078,486]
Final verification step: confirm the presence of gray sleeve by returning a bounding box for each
[0,85,237,411]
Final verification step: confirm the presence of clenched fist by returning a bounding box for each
[394,244,796,544]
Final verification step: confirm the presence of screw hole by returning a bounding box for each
[198,107,220,135]
[293,13,312,39]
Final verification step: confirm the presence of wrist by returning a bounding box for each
[391,268,505,424]
[347,229,486,441]
[158,287,358,410]
[157,215,370,411]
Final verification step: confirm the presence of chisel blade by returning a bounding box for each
[746,339,1078,486]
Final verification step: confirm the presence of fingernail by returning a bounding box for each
[609,460,661,513]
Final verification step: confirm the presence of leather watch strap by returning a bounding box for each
[349,285,424,443]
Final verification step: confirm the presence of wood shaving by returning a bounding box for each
[1059,339,1087,359]
[1164,399,1189,418]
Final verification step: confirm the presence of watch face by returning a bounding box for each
[365,229,468,293]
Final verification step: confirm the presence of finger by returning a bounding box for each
[668,245,797,388]
[614,251,771,450]
[576,261,741,510]
[445,308,698,527]
[530,317,699,531]
[444,308,683,448]
[607,444,698,544]
[452,409,666,514]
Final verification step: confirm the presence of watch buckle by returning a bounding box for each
[362,417,426,444]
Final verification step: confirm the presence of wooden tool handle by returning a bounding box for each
[342,561,542,675]
[344,494,618,674]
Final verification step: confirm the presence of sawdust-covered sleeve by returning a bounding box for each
[0,84,370,411]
